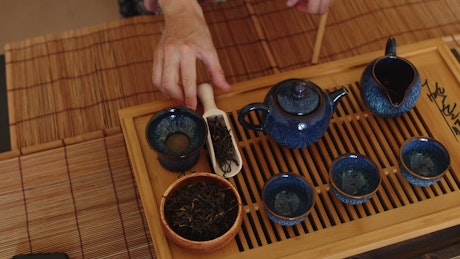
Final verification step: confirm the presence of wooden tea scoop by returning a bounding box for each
[198,83,242,178]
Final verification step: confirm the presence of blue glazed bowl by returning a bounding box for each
[330,154,381,205]
[400,137,450,186]
[262,173,316,226]
[146,107,207,172]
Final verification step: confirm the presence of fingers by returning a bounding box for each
[201,50,230,91]
[152,40,205,110]
[152,44,164,89]
[286,0,333,14]
[180,45,198,110]
[153,39,185,104]
[306,0,321,14]
[143,0,158,12]
[318,0,333,14]
[153,41,229,110]
[286,0,297,8]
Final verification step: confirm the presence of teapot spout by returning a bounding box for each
[329,88,348,109]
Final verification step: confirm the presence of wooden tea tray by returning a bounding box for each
[119,39,460,259]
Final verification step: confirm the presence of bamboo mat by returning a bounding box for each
[0,128,156,258]
[4,0,460,150]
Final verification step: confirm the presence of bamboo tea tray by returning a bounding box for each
[119,39,460,259]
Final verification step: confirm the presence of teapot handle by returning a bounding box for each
[238,103,269,131]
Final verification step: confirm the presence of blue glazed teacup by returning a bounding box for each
[330,154,381,205]
[262,173,316,226]
[146,107,207,172]
[400,137,450,186]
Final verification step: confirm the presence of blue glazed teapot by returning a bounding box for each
[360,37,421,117]
[238,78,347,149]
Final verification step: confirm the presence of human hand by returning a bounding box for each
[148,0,230,110]
[286,0,334,14]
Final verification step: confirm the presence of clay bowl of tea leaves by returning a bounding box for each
[160,172,243,252]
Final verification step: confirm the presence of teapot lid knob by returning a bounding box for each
[276,79,320,115]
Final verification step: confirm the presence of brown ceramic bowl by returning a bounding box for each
[160,172,243,252]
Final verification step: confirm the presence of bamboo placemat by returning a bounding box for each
[0,128,156,258]
[252,0,460,70]
[4,1,271,151]
[4,0,460,151]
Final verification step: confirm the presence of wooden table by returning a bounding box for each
[119,38,460,258]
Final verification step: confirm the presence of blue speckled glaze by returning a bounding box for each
[263,91,331,149]
[146,107,207,171]
[400,165,441,187]
[330,154,381,205]
[238,79,347,149]
[331,188,372,205]
[399,137,450,186]
[360,60,421,117]
[262,173,316,226]
[360,37,421,118]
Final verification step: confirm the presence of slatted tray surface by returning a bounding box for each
[119,39,460,258]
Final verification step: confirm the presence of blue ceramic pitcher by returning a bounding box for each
[238,78,347,149]
[360,37,421,117]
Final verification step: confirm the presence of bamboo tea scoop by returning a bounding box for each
[198,83,242,178]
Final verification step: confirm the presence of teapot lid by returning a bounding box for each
[276,79,320,115]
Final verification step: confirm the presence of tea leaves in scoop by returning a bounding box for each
[207,116,239,175]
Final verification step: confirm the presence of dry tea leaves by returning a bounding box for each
[164,181,239,241]
[207,116,238,176]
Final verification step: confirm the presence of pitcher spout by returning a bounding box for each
[329,88,348,109]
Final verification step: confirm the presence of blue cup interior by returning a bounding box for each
[146,107,207,157]
[262,173,315,218]
[331,154,380,197]
[401,137,450,178]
